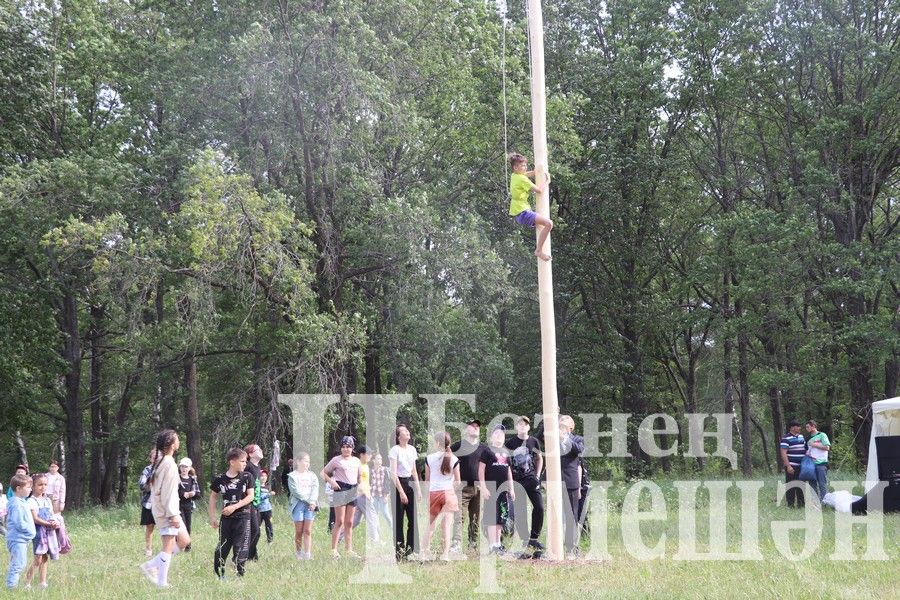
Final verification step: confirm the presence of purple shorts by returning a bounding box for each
[514,210,537,228]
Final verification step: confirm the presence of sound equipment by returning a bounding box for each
[875,435,900,485]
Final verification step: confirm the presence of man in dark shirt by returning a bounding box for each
[559,415,584,557]
[779,420,807,508]
[450,419,495,553]
[505,415,545,551]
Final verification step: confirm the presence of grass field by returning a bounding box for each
[5,474,898,599]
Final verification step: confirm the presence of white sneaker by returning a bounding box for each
[139,562,158,585]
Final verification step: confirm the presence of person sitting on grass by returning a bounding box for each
[508,152,553,261]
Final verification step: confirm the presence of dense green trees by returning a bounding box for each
[0,0,895,506]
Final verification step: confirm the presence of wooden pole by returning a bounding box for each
[527,0,564,561]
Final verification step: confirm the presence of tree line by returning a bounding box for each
[0,0,896,508]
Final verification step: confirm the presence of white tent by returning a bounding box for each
[864,397,900,492]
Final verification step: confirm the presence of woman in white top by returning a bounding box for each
[389,424,422,560]
[423,432,460,561]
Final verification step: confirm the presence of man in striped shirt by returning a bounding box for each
[779,420,807,508]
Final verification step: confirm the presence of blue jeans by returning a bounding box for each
[810,463,828,501]
[6,541,28,588]
[373,496,393,529]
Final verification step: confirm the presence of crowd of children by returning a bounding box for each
[4,412,586,589]
[3,464,72,590]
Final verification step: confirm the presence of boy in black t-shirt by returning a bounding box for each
[208,448,255,579]
[504,416,545,553]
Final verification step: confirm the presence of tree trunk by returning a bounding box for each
[61,292,86,509]
[848,355,874,463]
[683,331,705,471]
[14,431,28,468]
[722,270,739,469]
[88,304,107,503]
[116,446,129,505]
[750,414,772,473]
[58,440,66,476]
[736,299,752,476]
[252,342,265,441]
[183,354,203,482]
[622,315,648,477]
[155,282,176,427]
[885,320,899,398]
[104,355,143,505]
[887,352,899,400]
[762,330,785,470]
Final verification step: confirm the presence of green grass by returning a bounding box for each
[7,475,899,599]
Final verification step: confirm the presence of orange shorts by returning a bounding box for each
[429,490,459,518]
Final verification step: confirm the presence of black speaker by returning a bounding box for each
[875,435,900,484]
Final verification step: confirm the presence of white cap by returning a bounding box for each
[178,457,193,468]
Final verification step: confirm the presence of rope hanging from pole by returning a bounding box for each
[502,1,536,199]
[501,0,509,196]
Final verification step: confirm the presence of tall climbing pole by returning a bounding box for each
[527,0,564,561]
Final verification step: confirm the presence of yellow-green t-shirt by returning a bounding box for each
[359,463,371,496]
[509,173,534,216]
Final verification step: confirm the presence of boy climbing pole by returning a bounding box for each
[508,152,553,261]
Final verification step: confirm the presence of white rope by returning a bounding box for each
[501,0,509,196]
[524,0,533,97]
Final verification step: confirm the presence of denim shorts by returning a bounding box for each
[291,500,316,522]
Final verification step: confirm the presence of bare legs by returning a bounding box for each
[24,554,48,587]
[293,520,313,557]
[534,213,554,261]
[330,504,356,556]
[144,523,154,555]
[423,512,454,560]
